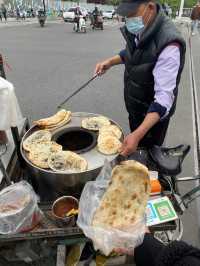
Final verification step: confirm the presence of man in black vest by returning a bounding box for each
[94,0,186,156]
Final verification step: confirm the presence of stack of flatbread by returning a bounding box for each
[82,116,111,131]
[48,151,88,172]
[23,130,62,169]
[92,160,150,229]
[27,141,62,169]
[33,109,71,129]
[97,125,122,155]
[23,130,52,152]
[23,129,89,172]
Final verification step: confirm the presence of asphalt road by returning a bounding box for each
[0,19,200,264]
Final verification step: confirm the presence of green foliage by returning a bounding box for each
[159,0,197,9]
[105,0,120,6]
[184,0,197,8]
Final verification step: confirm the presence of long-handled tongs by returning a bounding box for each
[57,74,98,109]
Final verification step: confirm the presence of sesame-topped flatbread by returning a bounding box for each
[97,135,122,155]
[92,160,150,229]
[48,151,88,172]
[48,151,88,173]
[33,110,71,128]
[99,125,122,139]
[22,130,52,152]
[27,141,62,169]
[82,116,111,131]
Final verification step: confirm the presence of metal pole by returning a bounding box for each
[43,0,46,12]
[178,0,184,18]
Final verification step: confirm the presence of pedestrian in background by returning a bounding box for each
[16,7,20,20]
[191,1,200,36]
[1,4,7,22]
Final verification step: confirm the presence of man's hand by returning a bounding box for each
[94,55,123,76]
[120,132,141,156]
[120,112,161,156]
[94,59,112,76]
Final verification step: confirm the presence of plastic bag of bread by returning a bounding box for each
[0,181,42,234]
[77,160,151,256]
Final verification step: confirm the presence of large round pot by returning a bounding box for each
[21,112,123,201]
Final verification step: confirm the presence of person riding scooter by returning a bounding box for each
[37,9,46,27]
[91,6,103,30]
[74,6,82,32]
[92,6,100,22]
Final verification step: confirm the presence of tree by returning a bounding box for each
[105,0,120,6]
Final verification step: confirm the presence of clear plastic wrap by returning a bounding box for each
[0,181,42,234]
[77,160,146,256]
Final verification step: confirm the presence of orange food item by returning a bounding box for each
[150,179,162,194]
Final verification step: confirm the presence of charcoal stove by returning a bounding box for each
[20,112,123,201]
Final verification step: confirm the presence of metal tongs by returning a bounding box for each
[57,74,98,109]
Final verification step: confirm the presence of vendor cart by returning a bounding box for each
[0,56,200,266]
[1,131,200,266]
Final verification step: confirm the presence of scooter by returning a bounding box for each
[91,15,103,30]
[37,10,46,27]
[73,15,86,33]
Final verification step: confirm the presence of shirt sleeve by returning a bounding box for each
[119,49,126,63]
[147,45,180,119]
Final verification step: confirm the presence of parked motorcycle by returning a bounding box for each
[37,10,46,27]
[73,15,86,33]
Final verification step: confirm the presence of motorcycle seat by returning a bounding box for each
[149,144,190,175]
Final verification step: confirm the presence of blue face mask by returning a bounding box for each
[125,16,145,35]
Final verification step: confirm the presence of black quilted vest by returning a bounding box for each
[122,5,186,118]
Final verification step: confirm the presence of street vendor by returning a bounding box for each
[94,0,186,156]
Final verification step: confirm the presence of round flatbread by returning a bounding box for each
[82,116,111,131]
[48,151,88,173]
[33,109,71,128]
[97,135,122,155]
[99,125,122,139]
[92,160,150,229]
[28,141,62,169]
[22,130,52,152]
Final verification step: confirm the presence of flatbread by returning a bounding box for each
[82,116,111,131]
[28,141,62,169]
[99,125,122,139]
[43,111,72,129]
[97,135,122,155]
[48,151,88,172]
[92,160,150,229]
[22,130,52,152]
[33,110,71,127]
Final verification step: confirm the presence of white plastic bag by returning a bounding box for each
[77,160,146,256]
[0,181,42,234]
[0,77,23,130]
